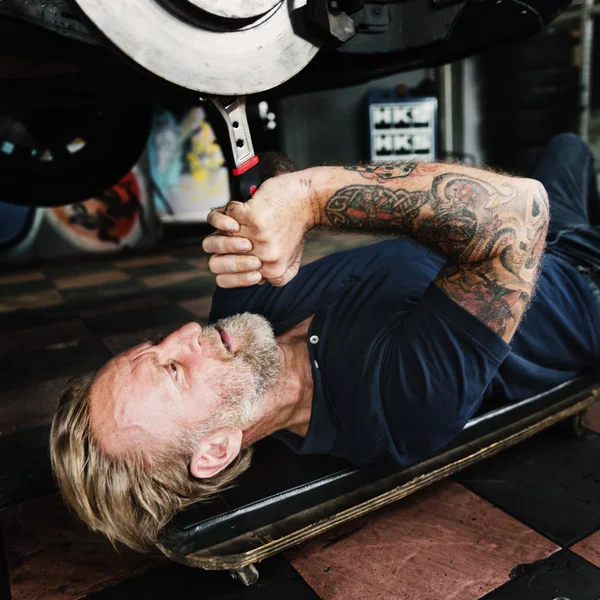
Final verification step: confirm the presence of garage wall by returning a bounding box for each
[454,57,485,166]
[278,69,430,169]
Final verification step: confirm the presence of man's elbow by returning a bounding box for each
[522,178,551,229]
[506,177,550,260]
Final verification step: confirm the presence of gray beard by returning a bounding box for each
[207,313,280,429]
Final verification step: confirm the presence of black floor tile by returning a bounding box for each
[159,277,216,303]
[42,260,116,280]
[117,261,195,279]
[0,279,54,297]
[162,225,211,249]
[455,429,600,547]
[0,305,76,333]
[482,550,600,599]
[0,425,54,509]
[0,527,11,600]
[77,292,169,319]
[167,246,207,260]
[83,304,199,336]
[0,338,111,392]
[59,281,146,307]
[0,319,91,356]
[84,555,319,600]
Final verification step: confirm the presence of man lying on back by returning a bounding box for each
[51,134,600,552]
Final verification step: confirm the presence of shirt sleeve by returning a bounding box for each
[375,283,510,465]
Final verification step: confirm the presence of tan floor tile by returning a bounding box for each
[0,319,90,356]
[140,270,205,289]
[0,289,63,313]
[572,530,600,568]
[54,270,129,290]
[1,494,166,600]
[178,296,213,319]
[584,400,600,433]
[112,255,177,269]
[0,271,46,285]
[287,480,558,600]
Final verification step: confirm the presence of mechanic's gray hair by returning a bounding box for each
[50,373,252,552]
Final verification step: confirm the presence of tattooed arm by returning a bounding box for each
[204,161,549,342]
[310,164,549,341]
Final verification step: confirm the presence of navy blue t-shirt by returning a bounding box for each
[210,239,600,467]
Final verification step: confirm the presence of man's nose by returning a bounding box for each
[164,322,202,349]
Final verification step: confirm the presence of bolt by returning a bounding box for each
[328,0,341,15]
[372,4,383,16]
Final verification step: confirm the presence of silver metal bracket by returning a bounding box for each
[209,96,255,169]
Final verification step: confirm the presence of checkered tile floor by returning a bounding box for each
[0,231,599,600]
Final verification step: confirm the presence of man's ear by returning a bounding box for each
[189,428,243,480]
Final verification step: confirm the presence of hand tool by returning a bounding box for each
[210,96,261,202]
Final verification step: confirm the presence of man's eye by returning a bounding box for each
[169,363,178,379]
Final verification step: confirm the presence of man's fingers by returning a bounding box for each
[208,254,262,275]
[207,209,240,233]
[202,234,253,255]
[216,272,263,289]
[225,201,251,225]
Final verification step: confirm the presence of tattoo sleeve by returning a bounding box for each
[317,164,549,341]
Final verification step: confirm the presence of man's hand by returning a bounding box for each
[203,171,316,288]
